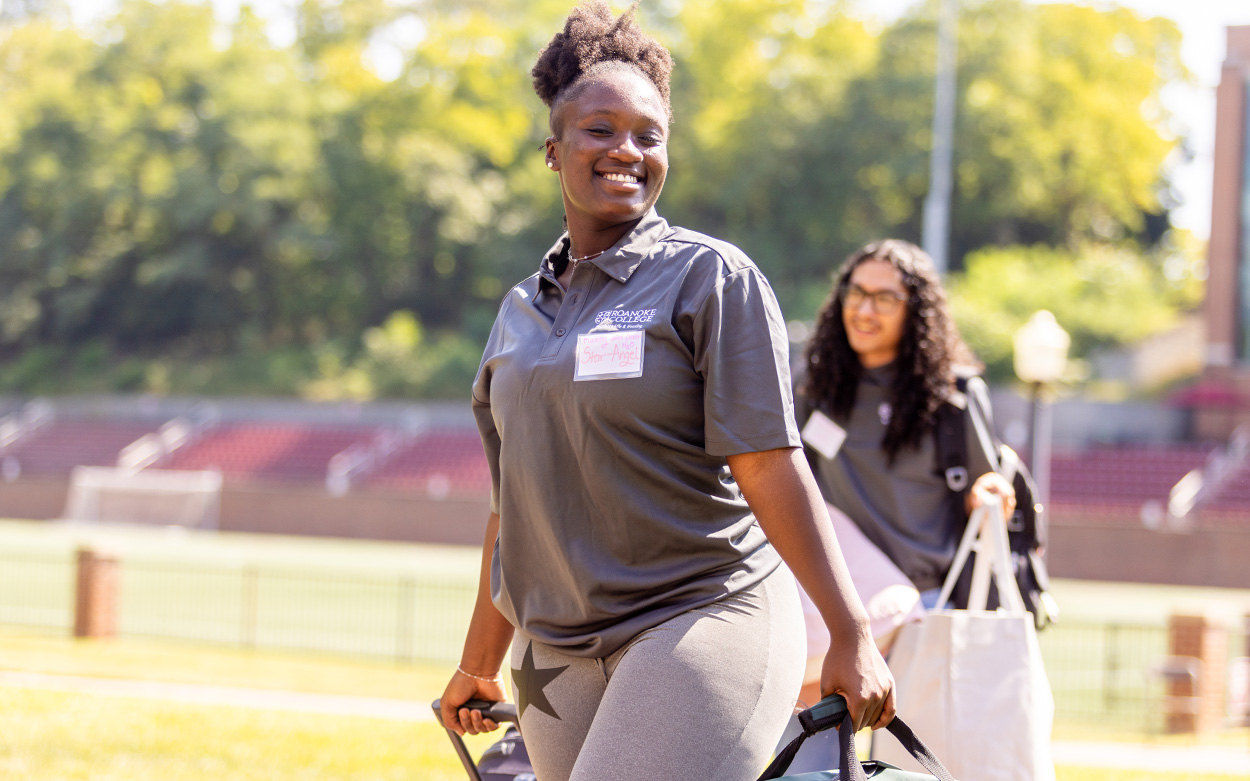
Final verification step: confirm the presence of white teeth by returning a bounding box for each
[602,172,640,183]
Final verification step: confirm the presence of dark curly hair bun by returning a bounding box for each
[532,1,673,119]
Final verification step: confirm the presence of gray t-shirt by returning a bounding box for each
[473,209,800,658]
[798,364,995,592]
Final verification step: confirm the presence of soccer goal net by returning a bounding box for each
[61,467,223,530]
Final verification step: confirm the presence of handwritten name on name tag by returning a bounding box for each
[575,330,644,381]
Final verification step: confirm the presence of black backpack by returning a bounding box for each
[933,374,1058,630]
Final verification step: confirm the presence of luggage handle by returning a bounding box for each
[431,699,519,781]
[757,694,957,781]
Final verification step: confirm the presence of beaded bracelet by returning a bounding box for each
[456,665,504,683]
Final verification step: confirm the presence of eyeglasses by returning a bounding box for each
[842,284,907,315]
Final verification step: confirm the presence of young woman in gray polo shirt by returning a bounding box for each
[779,240,1016,774]
[437,4,894,780]
[799,239,1016,609]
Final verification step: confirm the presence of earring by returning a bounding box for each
[547,161,554,168]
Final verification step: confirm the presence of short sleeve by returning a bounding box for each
[472,316,505,515]
[692,267,802,456]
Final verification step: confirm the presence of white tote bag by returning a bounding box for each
[873,504,1056,781]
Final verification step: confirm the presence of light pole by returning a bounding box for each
[1013,311,1070,512]
[922,0,958,275]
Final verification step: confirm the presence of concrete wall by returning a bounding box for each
[0,476,490,547]
[1047,516,1250,589]
[218,485,490,545]
[988,390,1192,450]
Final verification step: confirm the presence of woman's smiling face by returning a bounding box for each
[547,66,669,235]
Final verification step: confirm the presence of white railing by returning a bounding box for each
[116,403,221,473]
[1153,425,1250,530]
[326,409,429,496]
[0,398,54,450]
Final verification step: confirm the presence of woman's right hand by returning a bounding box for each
[439,668,508,736]
[444,511,514,736]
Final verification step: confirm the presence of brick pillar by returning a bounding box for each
[1166,614,1227,733]
[73,548,119,639]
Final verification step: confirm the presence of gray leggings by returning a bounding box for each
[509,568,805,781]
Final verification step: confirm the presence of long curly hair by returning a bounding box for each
[803,240,978,463]
[531,1,673,127]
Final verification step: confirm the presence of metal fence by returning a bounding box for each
[0,548,1242,729]
[1040,621,1168,729]
[0,549,476,663]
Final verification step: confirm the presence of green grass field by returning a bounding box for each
[2,625,1248,779]
[3,518,1250,778]
[0,519,480,661]
[0,625,498,780]
[3,686,1243,781]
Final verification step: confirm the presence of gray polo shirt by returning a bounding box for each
[798,364,995,593]
[472,209,800,658]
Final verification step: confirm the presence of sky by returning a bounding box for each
[62,0,1250,240]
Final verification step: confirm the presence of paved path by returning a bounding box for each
[0,670,437,722]
[4,671,1250,774]
[1050,739,1250,775]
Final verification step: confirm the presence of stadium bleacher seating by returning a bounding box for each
[162,423,379,482]
[1,421,159,476]
[4,407,1245,528]
[364,429,491,496]
[1048,445,1212,519]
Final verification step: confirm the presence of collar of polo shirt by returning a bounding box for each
[542,209,671,286]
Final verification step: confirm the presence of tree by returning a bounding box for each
[831,0,1187,268]
[0,0,1199,397]
[0,2,322,352]
[947,242,1194,383]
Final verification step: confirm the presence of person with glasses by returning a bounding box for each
[800,238,1015,609]
[787,240,1015,721]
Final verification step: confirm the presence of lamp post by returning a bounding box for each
[922,0,958,275]
[1013,311,1070,512]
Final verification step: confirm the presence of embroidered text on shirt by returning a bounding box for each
[594,308,658,328]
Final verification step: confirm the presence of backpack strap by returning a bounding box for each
[933,378,971,494]
[961,374,1004,476]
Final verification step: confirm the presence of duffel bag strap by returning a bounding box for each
[860,716,957,781]
[757,694,957,781]
[756,695,849,779]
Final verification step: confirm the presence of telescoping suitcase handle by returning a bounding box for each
[757,694,956,781]
[431,699,519,781]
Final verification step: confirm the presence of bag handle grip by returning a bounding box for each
[431,699,519,781]
[757,694,956,781]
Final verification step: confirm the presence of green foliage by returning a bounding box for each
[0,0,1197,396]
[303,311,480,400]
[847,0,1186,260]
[947,241,1192,382]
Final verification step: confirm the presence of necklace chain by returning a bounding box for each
[568,247,605,266]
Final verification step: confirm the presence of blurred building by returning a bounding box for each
[1200,25,1250,439]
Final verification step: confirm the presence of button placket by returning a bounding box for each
[540,268,593,360]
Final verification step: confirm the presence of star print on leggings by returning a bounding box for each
[512,642,568,720]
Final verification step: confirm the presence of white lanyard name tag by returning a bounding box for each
[575,330,644,381]
[801,409,847,460]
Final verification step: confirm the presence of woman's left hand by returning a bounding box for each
[967,471,1016,521]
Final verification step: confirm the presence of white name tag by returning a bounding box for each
[575,330,644,381]
[801,410,847,461]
